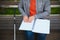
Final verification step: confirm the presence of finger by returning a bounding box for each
[24,18,29,22]
[29,19,32,23]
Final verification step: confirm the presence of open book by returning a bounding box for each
[19,20,34,31]
[19,19,50,34]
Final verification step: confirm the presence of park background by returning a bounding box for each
[0,0,60,40]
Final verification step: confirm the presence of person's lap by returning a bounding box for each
[37,33,47,40]
[24,31,47,40]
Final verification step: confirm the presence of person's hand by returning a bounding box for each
[29,16,35,23]
[23,16,29,22]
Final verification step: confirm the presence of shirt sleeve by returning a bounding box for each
[18,0,28,16]
[35,0,51,19]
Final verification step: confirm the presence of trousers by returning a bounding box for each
[25,31,47,40]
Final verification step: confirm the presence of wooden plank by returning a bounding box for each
[0,15,60,29]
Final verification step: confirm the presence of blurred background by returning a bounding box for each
[0,0,60,40]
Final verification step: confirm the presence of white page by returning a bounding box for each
[19,20,34,31]
[32,19,50,34]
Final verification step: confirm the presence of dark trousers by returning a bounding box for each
[25,31,47,40]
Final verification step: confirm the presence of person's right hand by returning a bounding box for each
[23,16,29,22]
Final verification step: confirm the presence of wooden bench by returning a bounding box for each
[0,15,60,30]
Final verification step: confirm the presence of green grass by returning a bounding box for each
[0,8,20,15]
[0,7,60,15]
[51,7,60,14]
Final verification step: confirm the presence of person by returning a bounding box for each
[18,0,51,40]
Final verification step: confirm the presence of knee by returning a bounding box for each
[25,31,34,36]
[40,34,47,37]
[37,33,47,39]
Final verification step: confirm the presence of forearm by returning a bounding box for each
[35,10,50,19]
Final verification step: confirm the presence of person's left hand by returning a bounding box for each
[29,16,35,23]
